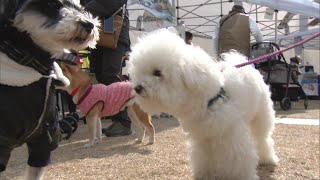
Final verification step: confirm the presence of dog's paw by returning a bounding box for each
[84,142,95,148]
[135,138,142,144]
[95,138,102,144]
[259,155,279,166]
[146,137,155,145]
[146,141,154,145]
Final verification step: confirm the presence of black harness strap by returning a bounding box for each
[0,21,53,75]
[207,88,228,107]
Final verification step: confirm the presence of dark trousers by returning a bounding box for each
[90,43,130,127]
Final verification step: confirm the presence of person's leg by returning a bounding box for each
[90,46,103,83]
[96,45,124,85]
[103,107,132,137]
[95,43,132,137]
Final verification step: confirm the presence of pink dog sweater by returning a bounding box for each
[77,81,134,116]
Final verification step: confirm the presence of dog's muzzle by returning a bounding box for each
[134,85,144,94]
[80,21,94,34]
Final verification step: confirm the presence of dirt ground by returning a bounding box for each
[275,99,319,119]
[1,100,319,180]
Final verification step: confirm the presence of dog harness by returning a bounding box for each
[77,81,134,116]
[207,88,228,107]
[0,21,54,75]
[0,22,62,172]
[0,77,60,171]
[0,21,79,75]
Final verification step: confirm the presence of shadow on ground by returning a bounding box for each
[53,117,180,163]
[275,100,319,118]
[258,164,276,180]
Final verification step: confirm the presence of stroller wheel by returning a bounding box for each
[64,116,78,133]
[59,120,73,140]
[304,99,308,109]
[280,97,291,111]
[67,112,80,121]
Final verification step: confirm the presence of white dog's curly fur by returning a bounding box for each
[128,29,279,180]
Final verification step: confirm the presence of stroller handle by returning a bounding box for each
[251,41,281,50]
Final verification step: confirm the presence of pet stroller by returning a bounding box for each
[55,50,92,139]
[56,90,79,140]
[251,42,308,111]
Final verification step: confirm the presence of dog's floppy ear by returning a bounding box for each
[180,62,223,95]
[180,66,208,93]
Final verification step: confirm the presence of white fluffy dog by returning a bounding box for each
[128,29,279,180]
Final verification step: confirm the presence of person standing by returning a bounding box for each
[213,5,263,58]
[82,0,132,137]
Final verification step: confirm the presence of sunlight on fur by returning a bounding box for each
[13,0,100,57]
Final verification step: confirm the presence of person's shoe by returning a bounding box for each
[102,121,132,137]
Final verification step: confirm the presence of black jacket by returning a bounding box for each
[83,0,130,46]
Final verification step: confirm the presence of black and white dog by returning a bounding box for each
[0,0,99,179]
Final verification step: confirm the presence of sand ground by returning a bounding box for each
[1,100,319,180]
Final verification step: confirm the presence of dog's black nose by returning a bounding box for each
[134,85,144,94]
[81,21,94,33]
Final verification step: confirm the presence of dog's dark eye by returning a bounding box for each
[153,69,162,77]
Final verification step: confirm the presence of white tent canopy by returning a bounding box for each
[128,0,320,49]
[127,0,320,72]
[237,0,320,18]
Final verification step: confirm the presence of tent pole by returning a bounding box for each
[255,4,258,23]
[172,0,176,24]
[297,14,308,60]
[220,0,223,17]
[255,4,258,42]
[176,0,179,26]
[275,9,278,43]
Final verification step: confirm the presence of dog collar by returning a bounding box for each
[0,21,54,75]
[77,84,93,105]
[207,88,228,107]
[70,86,81,97]
[56,51,80,65]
